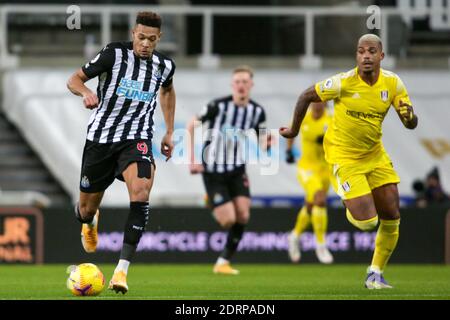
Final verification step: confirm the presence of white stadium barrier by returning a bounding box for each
[3,68,450,207]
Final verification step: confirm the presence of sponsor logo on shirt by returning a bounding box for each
[116,78,154,102]
[346,109,387,120]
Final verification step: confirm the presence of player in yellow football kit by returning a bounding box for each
[285,102,334,264]
[280,34,418,289]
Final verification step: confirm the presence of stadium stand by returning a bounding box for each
[0,112,68,206]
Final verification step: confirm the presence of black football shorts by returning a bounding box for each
[202,167,251,208]
[79,139,155,193]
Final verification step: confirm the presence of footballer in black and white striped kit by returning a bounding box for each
[199,95,267,174]
[187,66,272,276]
[67,11,176,294]
[81,41,175,143]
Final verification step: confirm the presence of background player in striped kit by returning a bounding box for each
[187,66,272,275]
[67,11,176,294]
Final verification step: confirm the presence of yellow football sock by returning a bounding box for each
[371,219,400,272]
[346,209,378,231]
[311,206,327,245]
[293,206,310,236]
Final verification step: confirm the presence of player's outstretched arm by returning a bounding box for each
[159,84,176,161]
[67,69,99,109]
[279,85,322,139]
[396,100,418,129]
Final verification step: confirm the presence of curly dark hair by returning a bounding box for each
[136,12,162,29]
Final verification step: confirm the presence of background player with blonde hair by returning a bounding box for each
[187,65,271,275]
[279,34,418,289]
[285,101,333,264]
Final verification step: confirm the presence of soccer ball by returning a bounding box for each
[66,263,105,296]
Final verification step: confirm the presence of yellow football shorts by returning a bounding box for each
[297,165,330,203]
[330,152,400,200]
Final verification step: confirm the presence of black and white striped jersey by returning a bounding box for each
[81,41,175,143]
[198,95,267,174]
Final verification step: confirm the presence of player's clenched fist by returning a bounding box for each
[398,100,414,121]
[82,92,99,109]
[161,133,174,162]
[279,127,297,139]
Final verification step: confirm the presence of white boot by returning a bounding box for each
[287,231,301,263]
[315,243,334,264]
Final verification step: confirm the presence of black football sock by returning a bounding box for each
[119,202,149,261]
[220,223,245,261]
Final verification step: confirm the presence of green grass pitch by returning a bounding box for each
[0,264,449,300]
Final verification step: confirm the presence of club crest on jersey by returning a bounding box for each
[380,90,389,102]
[324,78,333,89]
[341,181,351,193]
[154,68,162,80]
[81,176,90,188]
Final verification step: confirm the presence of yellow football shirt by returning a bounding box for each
[314,67,412,164]
[298,109,331,168]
